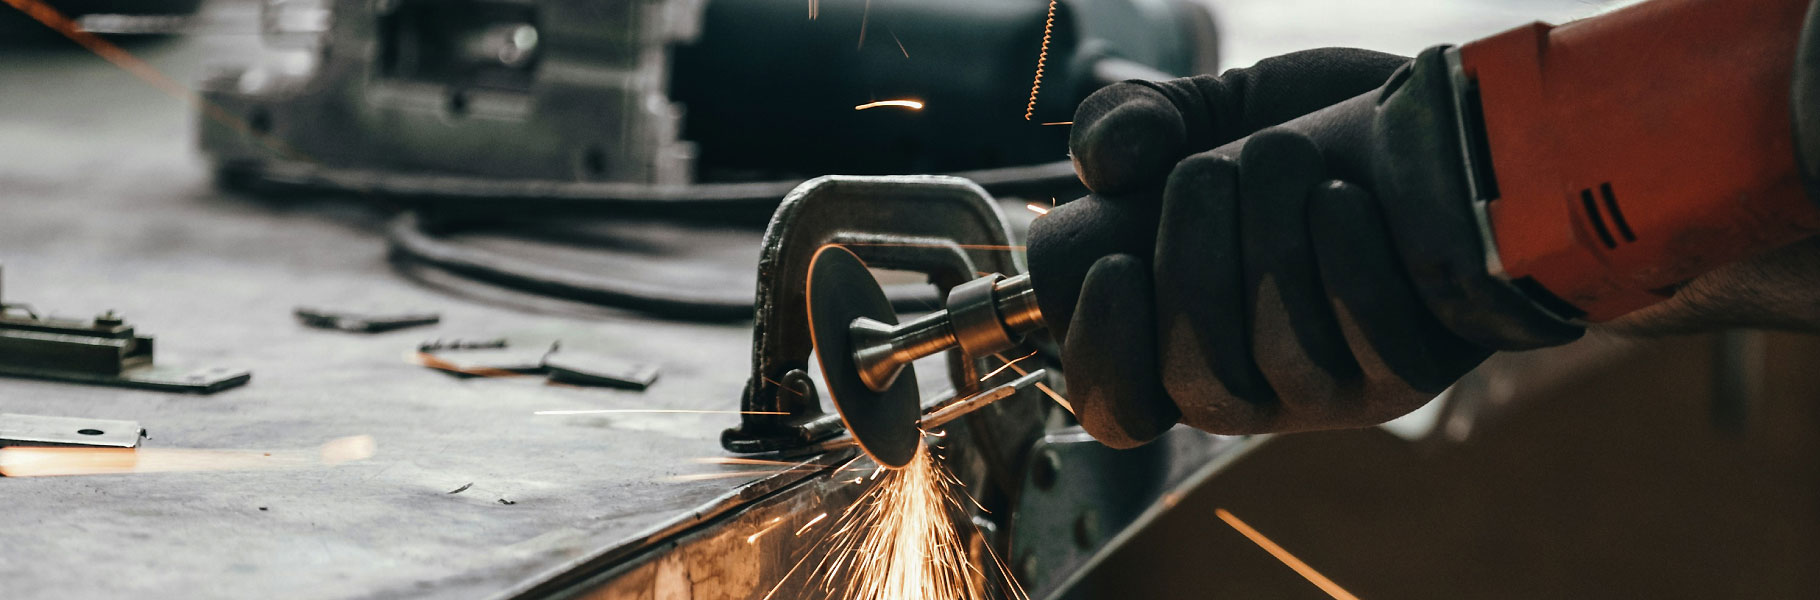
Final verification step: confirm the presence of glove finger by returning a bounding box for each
[1237,129,1361,428]
[1071,49,1409,196]
[1063,254,1180,448]
[1153,152,1275,433]
[1309,181,1490,396]
[1070,82,1188,195]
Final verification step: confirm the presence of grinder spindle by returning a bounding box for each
[807,245,1048,468]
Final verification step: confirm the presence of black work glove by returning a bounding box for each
[1050,48,1583,446]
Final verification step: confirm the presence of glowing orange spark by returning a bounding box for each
[856,0,871,49]
[795,512,829,536]
[535,408,790,416]
[1000,359,1073,414]
[1216,508,1360,600]
[1025,203,1050,216]
[762,448,1026,600]
[405,352,529,378]
[1024,0,1059,120]
[888,28,909,58]
[0,435,374,477]
[834,242,1026,252]
[749,517,786,543]
[763,375,807,397]
[854,100,925,111]
[980,350,1039,382]
[691,456,807,467]
[1041,121,1073,126]
[663,469,822,482]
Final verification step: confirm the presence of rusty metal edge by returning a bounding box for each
[490,447,859,600]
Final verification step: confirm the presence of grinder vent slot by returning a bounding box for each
[1579,182,1634,249]
[1600,182,1637,242]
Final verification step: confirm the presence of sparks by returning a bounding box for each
[1216,508,1360,600]
[795,512,830,536]
[749,517,787,544]
[1025,203,1050,216]
[856,0,871,49]
[691,456,806,467]
[1041,121,1073,126]
[763,448,1026,600]
[534,409,790,416]
[888,27,909,58]
[854,100,925,111]
[833,242,1025,252]
[980,350,1040,382]
[0,0,297,158]
[663,469,823,483]
[0,435,374,477]
[999,358,1075,414]
[1024,0,1059,120]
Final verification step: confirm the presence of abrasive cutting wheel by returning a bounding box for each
[805,245,923,469]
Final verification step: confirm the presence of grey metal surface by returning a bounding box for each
[0,413,145,448]
[201,0,703,185]
[0,25,788,599]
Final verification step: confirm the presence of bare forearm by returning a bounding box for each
[1605,236,1820,335]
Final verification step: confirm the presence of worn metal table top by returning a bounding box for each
[0,27,818,600]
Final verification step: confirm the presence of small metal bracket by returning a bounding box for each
[0,272,249,394]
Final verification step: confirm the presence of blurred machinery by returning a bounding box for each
[197,0,1218,200]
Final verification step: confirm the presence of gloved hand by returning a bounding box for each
[1047,48,1584,446]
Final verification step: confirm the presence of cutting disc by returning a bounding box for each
[806,245,921,468]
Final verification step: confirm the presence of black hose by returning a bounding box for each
[387,213,951,322]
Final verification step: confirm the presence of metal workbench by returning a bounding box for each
[0,28,864,599]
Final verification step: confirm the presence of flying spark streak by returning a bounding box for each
[0,435,374,477]
[807,0,818,19]
[749,517,787,543]
[692,456,808,467]
[663,468,823,482]
[762,448,1026,600]
[0,0,297,159]
[980,350,1040,382]
[535,409,790,416]
[1216,508,1360,600]
[795,512,830,536]
[854,100,925,111]
[1025,203,1050,216]
[1024,0,1059,120]
[1041,121,1073,126]
[856,0,871,49]
[834,242,1026,252]
[1000,359,1074,414]
[889,28,909,57]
